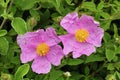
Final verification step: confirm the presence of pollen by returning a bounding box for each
[75,29,89,42]
[36,43,50,56]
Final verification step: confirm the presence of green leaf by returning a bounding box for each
[106,49,115,62]
[97,1,104,11]
[85,66,90,75]
[85,54,104,63]
[14,0,38,10]
[0,30,7,37]
[0,37,9,55]
[103,32,111,43]
[107,63,115,70]
[67,58,84,65]
[49,0,62,14]
[11,17,27,34]
[14,64,30,80]
[115,46,120,54]
[65,0,74,6]
[113,24,118,38]
[115,71,120,79]
[100,12,110,19]
[101,20,111,31]
[29,9,40,21]
[82,2,96,11]
[49,69,63,80]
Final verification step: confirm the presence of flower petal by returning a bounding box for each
[17,30,44,63]
[20,51,37,63]
[59,34,75,55]
[78,14,99,31]
[47,45,64,66]
[32,56,51,74]
[43,27,61,46]
[60,12,80,34]
[73,42,96,58]
[17,29,44,51]
[87,27,104,47]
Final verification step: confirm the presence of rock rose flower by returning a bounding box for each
[59,12,104,58]
[17,27,64,74]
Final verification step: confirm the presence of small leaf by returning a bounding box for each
[14,64,30,80]
[0,37,9,55]
[67,58,84,65]
[14,0,38,10]
[116,71,120,79]
[65,0,74,6]
[85,66,90,75]
[100,12,110,19]
[29,9,40,20]
[82,2,96,11]
[11,17,27,34]
[106,49,115,62]
[107,63,115,70]
[101,20,111,31]
[103,32,111,43]
[49,69,63,80]
[0,30,7,37]
[85,54,104,63]
[97,1,104,11]
[113,24,118,38]
[115,46,120,54]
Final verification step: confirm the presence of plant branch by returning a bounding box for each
[0,0,13,30]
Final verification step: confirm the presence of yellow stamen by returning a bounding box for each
[75,29,89,42]
[36,43,49,56]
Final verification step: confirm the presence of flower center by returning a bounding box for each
[75,29,89,42]
[36,43,49,56]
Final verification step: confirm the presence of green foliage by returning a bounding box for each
[11,17,28,34]
[0,30,7,37]
[0,37,9,55]
[14,64,30,80]
[0,0,120,80]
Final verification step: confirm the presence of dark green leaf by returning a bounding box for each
[85,54,104,63]
[0,37,9,55]
[49,69,63,80]
[106,49,115,62]
[67,58,84,65]
[14,0,39,10]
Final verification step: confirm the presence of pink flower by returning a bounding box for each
[59,12,104,58]
[17,27,64,74]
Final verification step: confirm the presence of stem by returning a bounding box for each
[7,0,14,13]
[66,77,69,80]
[0,0,13,29]
[0,19,7,29]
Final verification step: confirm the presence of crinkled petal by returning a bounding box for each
[78,14,100,31]
[59,34,75,55]
[32,56,51,74]
[47,45,64,66]
[87,27,104,47]
[17,29,44,51]
[44,27,61,46]
[20,51,37,63]
[17,30,44,63]
[60,12,80,34]
[73,42,96,58]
